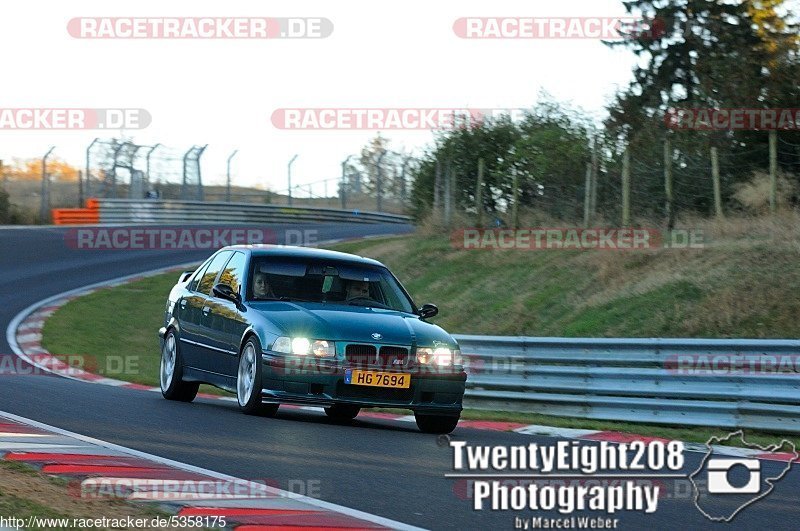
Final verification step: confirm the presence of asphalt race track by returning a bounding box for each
[1,224,798,530]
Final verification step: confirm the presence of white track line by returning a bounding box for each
[0,410,426,531]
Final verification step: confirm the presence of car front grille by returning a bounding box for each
[345,344,410,368]
[345,344,377,366]
[379,346,409,368]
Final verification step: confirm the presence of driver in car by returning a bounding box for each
[345,280,371,301]
[253,271,276,299]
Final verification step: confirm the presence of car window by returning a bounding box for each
[197,251,233,296]
[249,257,415,313]
[217,252,247,296]
[187,259,212,292]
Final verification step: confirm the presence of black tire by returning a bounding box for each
[324,404,361,422]
[237,337,279,417]
[415,413,460,434]
[160,329,200,402]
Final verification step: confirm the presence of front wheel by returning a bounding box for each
[324,404,361,422]
[237,337,279,417]
[415,413,460,434]
[160,330,200,402]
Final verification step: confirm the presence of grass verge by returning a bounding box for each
[0,461,171,531]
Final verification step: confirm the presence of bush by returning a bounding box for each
[0,186,10,224]
[732,171,797,213]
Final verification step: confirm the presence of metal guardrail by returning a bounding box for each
[92,199,411,225]
[452,336,800,434]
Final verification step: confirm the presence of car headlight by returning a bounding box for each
[417,347,461,367]
[271,336,335,357]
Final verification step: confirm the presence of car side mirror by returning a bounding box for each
[418,303,438,319]
[213,283,241,304]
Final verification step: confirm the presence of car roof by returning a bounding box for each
[222,244,385,267]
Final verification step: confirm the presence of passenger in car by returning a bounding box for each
[253,272,276,299]
[346,280,371,301]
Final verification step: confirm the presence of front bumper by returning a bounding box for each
[260,353,466,416]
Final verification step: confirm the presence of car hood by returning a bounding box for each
[249,301,455,347]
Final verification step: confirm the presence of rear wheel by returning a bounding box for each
[160,330,200,402]
[415,413,459,434]
[324,404,361,422]
[237,337,279,417]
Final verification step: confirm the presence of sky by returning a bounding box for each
[0,0,641,196]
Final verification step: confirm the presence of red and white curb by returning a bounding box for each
[0,410,423,530]
[6,263,796,464]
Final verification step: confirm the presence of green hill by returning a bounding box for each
[332,218,799,338]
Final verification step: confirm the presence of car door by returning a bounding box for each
[189,250,233,372]
[175,258,212,369]
[202,251,249,376]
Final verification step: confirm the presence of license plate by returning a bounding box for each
[345,369,410,389]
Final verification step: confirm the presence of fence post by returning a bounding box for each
[86,138,98,200]
[711,146,723,219]
[376,150,386,212]
[444,161,452,226]
[621,148,630,226]
[664,136,674,230]
[433,158,442,220]
[476,158,485,228]
[590,140,599,221]
[400,157,410,202]
[341,155,354,210]
[40,146,55,223]
[583,162,592,227]
[511,166,519,229]
[226,150,238,203]
[769,130,777,213]
[78,170,84,208]
[287,154,298,207]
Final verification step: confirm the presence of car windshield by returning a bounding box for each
[248,257,415,313]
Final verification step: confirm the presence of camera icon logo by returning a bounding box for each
[690,431,798,522]
[707,458,761,494]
